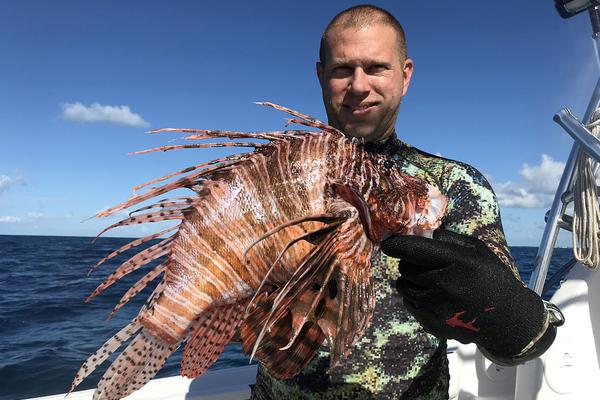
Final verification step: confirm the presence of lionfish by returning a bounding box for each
[70,103,447,399]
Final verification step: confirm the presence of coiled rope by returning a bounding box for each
[572,108,600,268]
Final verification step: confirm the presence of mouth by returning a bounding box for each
[343,102,377,116]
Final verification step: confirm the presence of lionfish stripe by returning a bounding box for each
[180,302,245,378]
[174,223,247,293]
[108,263,166,319]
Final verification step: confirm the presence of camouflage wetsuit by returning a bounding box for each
[250,137,519,400]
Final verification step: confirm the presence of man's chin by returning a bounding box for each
[340,124,374,139]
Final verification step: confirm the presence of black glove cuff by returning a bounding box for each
[479,301,564,366]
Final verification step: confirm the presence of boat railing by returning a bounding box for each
[529,3,600,294]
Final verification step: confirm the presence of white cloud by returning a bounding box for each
[0,174,25,194]
[27,212,45,219]
[62,102,150,128]
[0,216,21,223]
[491,154,565,209]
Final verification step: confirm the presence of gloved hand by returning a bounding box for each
[381,229,546,360]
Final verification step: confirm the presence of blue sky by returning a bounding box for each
[0,1,595,246]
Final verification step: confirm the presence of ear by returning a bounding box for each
[316,62,325,88]
[401,58,414,96]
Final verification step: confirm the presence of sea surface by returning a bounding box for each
[0,235,573,400]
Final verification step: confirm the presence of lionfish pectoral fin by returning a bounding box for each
[241,221,346,373]
[239,292,326,379]
[244,218,342,318]
[307,217,376,369]
[180,302,246,378]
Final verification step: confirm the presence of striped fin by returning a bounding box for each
[92,330,178,400]
[86,236,173,302]
[95,210,184,238]
[132,155,248,192]
[257,102,342,134]
[318,222,375,367]
[244,213,375,375]
[240,292,325,379]
[180,302,245,378]
[88,226,176,273]
[150,127,294,141]
[130,141,267,155]
[69,319,142,394]
[107,263,166,319]
[248,227,338,360]
[126,197,195,216]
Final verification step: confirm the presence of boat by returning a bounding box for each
[26,1,600,399]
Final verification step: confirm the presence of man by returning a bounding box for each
[251,5,563,399]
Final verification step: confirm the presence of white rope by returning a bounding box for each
[572,108,600,268]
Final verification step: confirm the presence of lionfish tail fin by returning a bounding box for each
[91,330,178,400]
[180,302,245,378]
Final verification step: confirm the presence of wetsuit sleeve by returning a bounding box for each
[438,162,520,279]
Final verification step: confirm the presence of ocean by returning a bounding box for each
[0,235,572,400]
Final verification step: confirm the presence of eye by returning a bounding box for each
[331,65,352,78]
[366,64,389,75]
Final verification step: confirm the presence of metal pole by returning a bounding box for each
[554,109,600,163]
[528,13,600,294]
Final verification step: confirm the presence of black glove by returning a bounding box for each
[381,229,546,359]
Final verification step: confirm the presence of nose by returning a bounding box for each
[349,68,370,95]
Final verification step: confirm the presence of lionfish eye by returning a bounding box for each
[383,159,394,169]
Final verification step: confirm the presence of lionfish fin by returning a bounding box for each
[69,319,142,394]
[249,231,335,360]
[132,155,248,192]
[88,226,177,272]
[318,220,375,367]
[86,236,173,302]
[244,211,375,374]
[129,141,266,156]
[91,330,178,400]
[107,263,166,319]
[240,296,325,379]
[180,302,245,378]
[244,218,342,316]
[256,102,342,135]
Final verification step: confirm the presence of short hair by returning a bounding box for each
[319,5,407,65]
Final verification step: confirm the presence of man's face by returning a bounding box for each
[317,24,413,143]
